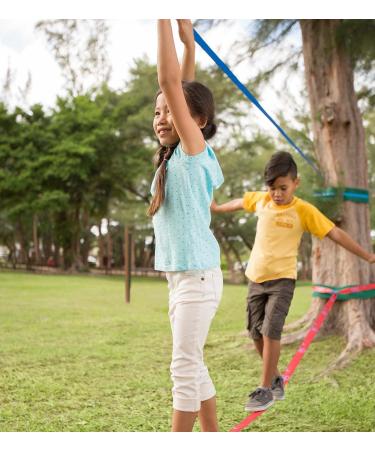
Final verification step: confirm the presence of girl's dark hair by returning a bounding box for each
[264,151,298,186]
[147,80,217,217]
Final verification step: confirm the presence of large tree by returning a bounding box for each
[295,20,375,367]
[199,19,375,367]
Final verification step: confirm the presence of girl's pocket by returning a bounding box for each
[175,271,206,300]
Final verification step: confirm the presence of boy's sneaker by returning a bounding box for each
[245,387,274,412]
[271,375,285,400]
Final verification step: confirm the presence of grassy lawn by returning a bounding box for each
[0,270,374,432]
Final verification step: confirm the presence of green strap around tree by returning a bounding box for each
[313,284,375,301]
[314,187,370,204]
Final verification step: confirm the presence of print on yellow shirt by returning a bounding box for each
[275,212,294,229]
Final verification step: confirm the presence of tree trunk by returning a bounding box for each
[98,222,105,269]
[16,220,29,268]
[298,233,312,280]
[71,205,83,271]
[217,230,237,283]
[9,239,17,269]
[131,237,136,270]
[142,235,154,268]
[53,242,61,268]
[297,19,375,367]
[106,219,112,274]
[80,207,90,268]
[32,213,41,266]
[43,231,53,265]
[227,239,247,283]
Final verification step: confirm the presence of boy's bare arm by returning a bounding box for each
[211,198,244,213]
[327,226,375,263]
[177,20,195,81]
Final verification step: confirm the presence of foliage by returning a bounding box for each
[1,20,374,271]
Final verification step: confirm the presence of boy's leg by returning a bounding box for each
[246,282,267,343]
[261,336,281,388]
[244,335,280,411]
[245,279,295,411]
[261,279,296,390]
[253,336,281,382]
[253,336,263,356]
[245,283,275,411]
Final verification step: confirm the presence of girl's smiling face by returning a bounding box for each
[153,93,180,147]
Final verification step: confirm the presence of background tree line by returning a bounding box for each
[0,20,374,283]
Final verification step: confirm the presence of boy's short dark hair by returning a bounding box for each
[264,151,298,186]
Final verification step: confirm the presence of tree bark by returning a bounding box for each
[16,220,29,268]
[297,19,375,365]
[98,222,105,269]
[227,238,247,283]
[142,235,154,268]
[71,205,83,271]
[106,219,112,274]
[131,236,136,270]
[80,207,90,268]
[53,242,61,268]
[32,213,41,266]
[298,233,312,280]
[217,230,237,283]
[9,239,17,269]
[43,231,53,265]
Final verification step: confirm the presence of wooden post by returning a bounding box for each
[124,226,132,304]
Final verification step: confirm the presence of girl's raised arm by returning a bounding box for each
[178,19,195,82]
[157,19,205,156]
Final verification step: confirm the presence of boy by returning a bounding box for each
[211,151,375,412]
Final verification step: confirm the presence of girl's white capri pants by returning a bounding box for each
[166,267,223,412]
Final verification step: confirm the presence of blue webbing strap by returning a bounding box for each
[193,29,321,176]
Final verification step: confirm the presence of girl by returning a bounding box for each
[148,20,224,432]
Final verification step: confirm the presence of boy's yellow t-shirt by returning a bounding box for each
[243,191,335,283]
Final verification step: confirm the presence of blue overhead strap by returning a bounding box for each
[193,29,322,176]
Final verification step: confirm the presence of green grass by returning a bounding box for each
[0,271,374,432]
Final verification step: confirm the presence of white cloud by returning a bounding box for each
[0,20,254,108]
[108,20,156,87]
[0,1,367,20]
[0,20,64,108]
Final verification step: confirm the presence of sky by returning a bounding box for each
[0,0,370,111]
[0,3,372,149]
[0,20,252,109]
[0,17,311,145]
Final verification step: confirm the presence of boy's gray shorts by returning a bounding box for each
[246,278,296,341]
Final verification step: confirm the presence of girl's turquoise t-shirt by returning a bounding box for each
[151,143,224,272]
